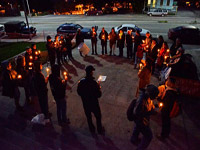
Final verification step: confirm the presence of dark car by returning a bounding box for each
[85,9,103,16]
[168,26,200,44]
[57,23,91,39]
[4,21,36,37]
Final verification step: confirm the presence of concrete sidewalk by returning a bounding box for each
[0,40,200,150]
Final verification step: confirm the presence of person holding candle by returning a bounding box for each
[59,35,67,63]
[46,35,56,68]
[108,27,117,56]
[117,29,125,57]
[76,28,85,57]
[126,30,134,59]
[31,44,41,61]
[65,35,74,61]
[90,26,98,55]
[147,39,159,74]
[170,38,183,57]
[131,84,159,150]
[99,27,108,55]
[2,61,22,111]
[156,42,169,71]
[25,47,33,70]
[49,65,69,126]
[32,61,51,119]
[157,35,164,49]
[136,58,152,97]
[156,78,178,140]
[54,35,61,66]
[77,65,104,134]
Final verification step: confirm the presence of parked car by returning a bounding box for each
[114,24,150,38]
[57,23,91,39]
[4,21,36,38]
[168,26,200,44]
[147,9,168,16]
[85,9,103,16]
[0,24,5,37]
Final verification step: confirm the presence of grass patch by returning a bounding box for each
[0,42,46,63]
[158,20,168,23]
[190,20,198,24]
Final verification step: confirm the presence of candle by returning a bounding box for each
[142,40,145,43]
[29,62,33,66]
[159,102,163,107]
[108,35,110,40]
[102,35,105,40]
[139,63,143,69]
[63,71,67,76]
[167,49,170,53]
[165,56,168,60]
[17,74,22,79]
[60,41,62,44]
[30,56,33,60]
[132,35,134,39]
[46,67,50,73]
[35,51,38,55]
[38,50,41,54]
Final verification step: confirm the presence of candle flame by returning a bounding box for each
[159,103,163,107]
[63,71,67,76]
[29,62,33,66]
[17,74,22,79]
[30,56,33,59]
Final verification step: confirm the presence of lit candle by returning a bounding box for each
[29,62,33,66]
[46,67,50,73]
[17,74,22,79]
[38,50,41,54]
[165,56,168,60]
[60,41,62,44]
[102,35,105,40]
[35,51,38,55]
[63,71,67,76]
[30,56,33,60]
[108,35,110,40]
[159,102,163,107]
[142,40,145,43]
[139,63,143,69]
[132,35,134,39]
[158,49,160,53]
[167,49,170,53]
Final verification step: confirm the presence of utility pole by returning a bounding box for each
[26,0,31,17]
[22,0,31,40]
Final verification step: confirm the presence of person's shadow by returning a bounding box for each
[98,55,132,65]
[83,56,103,67]
[60,126,87,150]
[91,133,120,150]
[71,59,86,70]
[62,63,78,77]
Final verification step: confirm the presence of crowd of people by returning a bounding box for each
[1,26,190,150]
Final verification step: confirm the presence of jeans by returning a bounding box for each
[102,43,107,55]
[83,103,103,133]
[131,121,153,150]
[109,44,116,55]
[55,98,67,123]
[91,41,97,54]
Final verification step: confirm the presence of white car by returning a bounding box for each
[0,24,5,37]
[147,9,168,17]
[114,24,150,37]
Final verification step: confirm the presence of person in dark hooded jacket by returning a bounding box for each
[77,65,104,134]
[49,65,69,125]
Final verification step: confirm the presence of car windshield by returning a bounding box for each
[117,25,122,30]
[20,22,26,27]
[134,26,142,32]
[75,24,83,29]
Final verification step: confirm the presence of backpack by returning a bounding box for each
[127,99,137,121]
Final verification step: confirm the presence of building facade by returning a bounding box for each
[147,0,178,12]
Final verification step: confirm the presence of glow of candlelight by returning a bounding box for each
[158,49,160,52]
[30,56,33,60]
[38,50,41,54]
[140,63,142,69]
[159,102,163,107]
[35,51,38,55]
[29,62,33,66]
[167,49,170,53]
[63,71,67,76]
[17,74,22,79]
[142,40,145,43]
